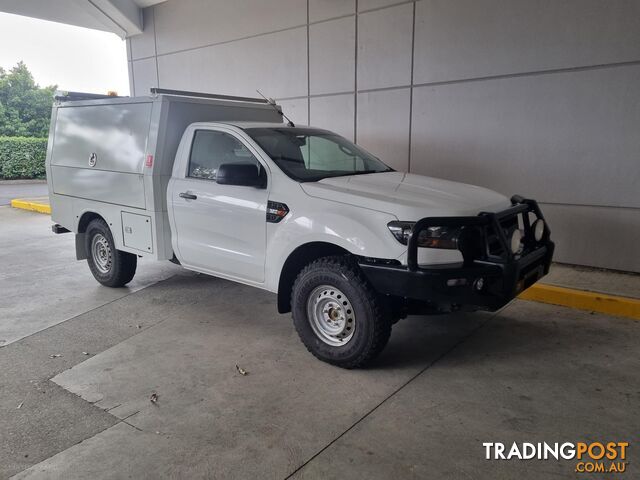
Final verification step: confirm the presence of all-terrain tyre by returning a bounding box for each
[85,218,137,287]
[291,256,392,368]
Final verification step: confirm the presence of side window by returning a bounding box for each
[188,130,259,180]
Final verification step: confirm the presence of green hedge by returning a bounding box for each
[0,137,48,179]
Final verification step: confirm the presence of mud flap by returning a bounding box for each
[75,233,87,260]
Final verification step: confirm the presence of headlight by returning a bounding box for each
[387,221,460,249]
[532,219,545,241]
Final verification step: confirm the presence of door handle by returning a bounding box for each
[179,192,197,200]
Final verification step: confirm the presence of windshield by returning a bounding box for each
[245,127,392,182]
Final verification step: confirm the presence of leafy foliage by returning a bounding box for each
[0,137,48,179]
[0,62,56,138]
[0,63,54,178]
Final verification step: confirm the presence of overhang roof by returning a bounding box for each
[0,0,166,38]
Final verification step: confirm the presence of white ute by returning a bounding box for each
[46,89,554,368]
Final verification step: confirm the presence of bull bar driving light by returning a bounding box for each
[533,218,545,242]
[510,229,523,254]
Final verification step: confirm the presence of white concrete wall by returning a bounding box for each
[127,0,640,272]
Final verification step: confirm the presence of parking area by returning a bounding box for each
[1,206,638,479]
[0,181,48,207]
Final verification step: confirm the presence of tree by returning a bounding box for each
[0,62,56,137]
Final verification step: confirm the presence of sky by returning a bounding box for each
[0,12,129,95]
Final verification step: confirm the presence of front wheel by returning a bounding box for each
[292,256,392,368]
[85,218,137,287]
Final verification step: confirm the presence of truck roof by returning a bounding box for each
[222,121,291,129]
[218,122,334,135]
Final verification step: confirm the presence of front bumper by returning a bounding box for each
[359,196,555,312]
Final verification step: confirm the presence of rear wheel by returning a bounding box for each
[292,256,392,368]
[85,218,137,287]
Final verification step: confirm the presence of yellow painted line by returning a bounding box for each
[10,198,51,214]
[519,283,640,320]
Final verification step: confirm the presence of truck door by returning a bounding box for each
[169,127,268,283]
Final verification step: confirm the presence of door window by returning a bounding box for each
[188,130,259,180]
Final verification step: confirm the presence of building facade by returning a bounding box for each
[112,1,640,272]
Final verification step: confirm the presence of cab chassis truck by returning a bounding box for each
[46,89,554,368]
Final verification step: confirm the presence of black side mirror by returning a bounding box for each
[216,163,266,188]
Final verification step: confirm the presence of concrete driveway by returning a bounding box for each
[1,207,638,479]
[0,181,48,206]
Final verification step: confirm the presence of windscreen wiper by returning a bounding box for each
[348,169,389,176]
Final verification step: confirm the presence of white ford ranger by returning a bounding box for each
[47,89,554,368]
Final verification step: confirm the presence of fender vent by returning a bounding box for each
[266,201,289,223]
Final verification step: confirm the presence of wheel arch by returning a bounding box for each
[277,242,351,314]
[75,211,107,260]
[77,211,105,233]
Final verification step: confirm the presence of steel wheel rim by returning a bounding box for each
[307,285,355,346]
[91,233,112,274]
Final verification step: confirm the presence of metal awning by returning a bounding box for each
[0,0,166,38]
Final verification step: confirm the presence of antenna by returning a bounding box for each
[256,90,295,127]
